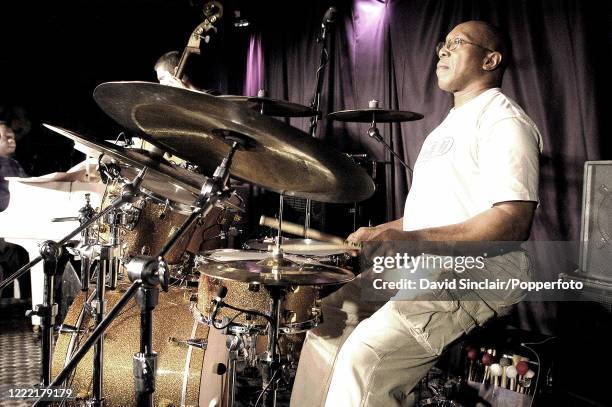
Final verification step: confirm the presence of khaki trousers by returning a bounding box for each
[290,250,531,407]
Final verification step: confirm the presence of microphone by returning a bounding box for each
[318,6,338,42]
[210,286,228,322]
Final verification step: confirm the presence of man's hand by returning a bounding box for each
[346,227,379,245]
[346,218,405,245]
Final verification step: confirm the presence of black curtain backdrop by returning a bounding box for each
[251,0,611,333]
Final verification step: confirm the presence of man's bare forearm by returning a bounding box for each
[374,217,404,232]
[372,202,536,243]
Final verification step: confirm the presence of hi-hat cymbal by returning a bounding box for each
[93,82,374,203]
[219,96,319,118]
[43,124,207,211]
[327,108,423,123]
[197,252,355,286]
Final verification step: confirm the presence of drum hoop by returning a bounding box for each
[191,303,320,334]
[139,186,194,215]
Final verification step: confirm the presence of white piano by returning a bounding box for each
[0,171,104,324]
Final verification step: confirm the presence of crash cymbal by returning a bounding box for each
[93,82,374,203]
[197,251,355,286]
[327,108,423,123]
[219,95,319,118]
[43,124,207,210]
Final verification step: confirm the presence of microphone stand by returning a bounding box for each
[305,12,334,236]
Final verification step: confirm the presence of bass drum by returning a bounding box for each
[52,281,208,406]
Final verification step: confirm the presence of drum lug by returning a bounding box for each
[248,282,261,292]
[168,336,208,349]
[283,310,297,323]
[122,205,141,231]
[312,306,323,324]
[59,324,87,334]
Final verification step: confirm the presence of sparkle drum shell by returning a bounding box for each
[100,191,226,265]
[195,250,321,333]
[52,282,207,406]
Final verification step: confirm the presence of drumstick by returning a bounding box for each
[279,243,358,253]
[259,215,346,244]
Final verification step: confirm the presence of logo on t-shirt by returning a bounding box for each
[418,137,454,162]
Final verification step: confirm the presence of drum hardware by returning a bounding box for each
[168,336,208,349]
[89,244,123,405]
[328,100,425,173]
[304,6,339,237]
[33,263,168,407]
[260,285,283,407]
[103,203,141,231]
[79,193,97,242]
[39,134,244,404]
[227,336,240,407]
[199,254,353,407]
[0,167,147,390]
[58,324,88,334]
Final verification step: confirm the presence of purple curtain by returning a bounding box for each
[244,33,265,96]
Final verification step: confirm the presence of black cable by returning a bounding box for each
[212,311,244,330]
[254,369,279,407]
[220,302,272,323]
[521,336,558,407]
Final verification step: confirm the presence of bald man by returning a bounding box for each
[291,21,542,406]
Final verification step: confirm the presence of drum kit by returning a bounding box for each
[0,82,424,406]
[0,7,426,407]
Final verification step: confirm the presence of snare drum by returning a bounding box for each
[194,249,321,334]
[52,281,208,406]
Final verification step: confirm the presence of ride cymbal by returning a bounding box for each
[327,108,423,123]
[93,82,374,203]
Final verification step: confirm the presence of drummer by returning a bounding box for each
[291,20,542,406]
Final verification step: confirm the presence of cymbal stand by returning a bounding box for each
[89,238,122,405]
[32,268,164,407]
[1,168,147,390]
[34,138,242,404]
[366,101,412,174]
[260,285,284,407]
[78,194,95,293]
[122,137,244,405]
[273,194,285,262]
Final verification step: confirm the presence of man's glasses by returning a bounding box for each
[435,38,495,56]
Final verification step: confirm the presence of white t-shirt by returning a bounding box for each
[403,88,543,231]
